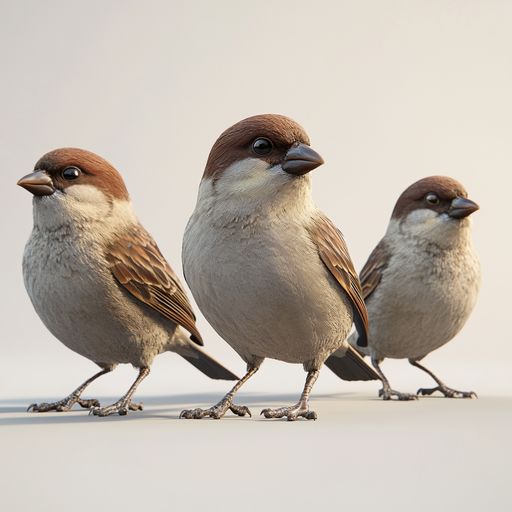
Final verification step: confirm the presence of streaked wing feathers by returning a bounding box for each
[359,240,389,300]
[107,226,203,345]
[308,213,369,347]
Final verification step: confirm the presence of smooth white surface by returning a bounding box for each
[0,391,510,512]
[1,1,511,511]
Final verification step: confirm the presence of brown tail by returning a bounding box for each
[325,346,379,381]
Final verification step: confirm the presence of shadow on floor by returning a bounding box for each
[0,391,364,426]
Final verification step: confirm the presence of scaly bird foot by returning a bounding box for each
[90,400,143,417]
[417,386,477,399]
[379,388,418,401]
[27,396,100,413]
[260,403,317,421]
[180,397,251,420]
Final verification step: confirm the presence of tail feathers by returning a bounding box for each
[325,346,379,381]
[177,344,239,381]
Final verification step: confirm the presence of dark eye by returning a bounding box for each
[252,137,273,155]
[425,193,439,205]
[62,166,81,180]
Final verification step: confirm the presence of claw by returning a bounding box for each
[417,386,477,399]
[379,388,418,401]
[77,398,100,409]
[230,405,251,417]
[28,395,101,413]
[90,403,132,417]
[90,400,139,417]
[260,404,316,420]
[180,401,250,420]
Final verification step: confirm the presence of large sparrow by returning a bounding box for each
[340,176,480,400]
[18,148,238,416]
[180,114,378,421]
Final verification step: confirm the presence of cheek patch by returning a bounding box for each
[405,208,439,226]
[62,184,112,220]
[217,158,281,196]
[65,183,109,203]
[402,208,460,245]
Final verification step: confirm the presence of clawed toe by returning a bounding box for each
[230,404,252,417]
[77,398,100,409]
[179,400,251,420]
[27,402,59,413]
[179,408,206,419]
[417,386,477,399]
[90,400,143,417]
[27,396,100,413]
[90,405,126,417]
[260,404,317,421]
[179,406,224,419]
[379,388,418,401]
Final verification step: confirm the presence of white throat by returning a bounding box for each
[195,158,315,224]
[32,184,137,240]
[389,208,473,250]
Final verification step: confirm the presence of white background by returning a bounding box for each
[0,2,510,511]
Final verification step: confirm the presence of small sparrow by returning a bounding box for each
[180,114,378,421]
[18,148,238,416]
[341,176,480,400]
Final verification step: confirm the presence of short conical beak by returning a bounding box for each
[448,197,480,219]
[17,170,55,196]
[282,143,324,176]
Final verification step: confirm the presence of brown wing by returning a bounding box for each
[106,225,203,346]
[359,239,389,300]
[308,213,369,347]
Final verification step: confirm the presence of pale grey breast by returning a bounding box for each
[23,227,173,367]
[183,213,353,365]
[366,238,480,360]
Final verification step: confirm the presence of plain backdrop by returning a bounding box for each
[0,2,510,511]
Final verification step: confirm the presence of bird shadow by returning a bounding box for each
[0,391,363,426]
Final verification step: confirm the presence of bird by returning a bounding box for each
[18,147,238,416]
[336,175,480,400]
[180,114,379,421]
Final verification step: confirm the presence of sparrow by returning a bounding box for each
[18,148,238,416]
[180,114,378,421]
[338,176,480,400]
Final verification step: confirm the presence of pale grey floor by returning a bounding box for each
[1,391,510,512]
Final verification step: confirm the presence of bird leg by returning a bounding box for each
[180,365,259,419]
[90,367,150,417]
[371,358,417,401]
[261,369,320,421]
[27,368,112,412]
[410,360,477,398]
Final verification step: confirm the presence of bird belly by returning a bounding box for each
[23,233,172,367]
[367,249,480,360]
[184,220,353,365]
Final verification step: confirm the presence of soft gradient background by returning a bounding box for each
[1,1,510,511]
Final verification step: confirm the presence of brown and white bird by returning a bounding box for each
[18,148,238,416]
[180,114,378,421]
[334,176,480,400]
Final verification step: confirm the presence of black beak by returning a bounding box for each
[17,170,55,196]
[448,197,480,219]
[282,143,324,176]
